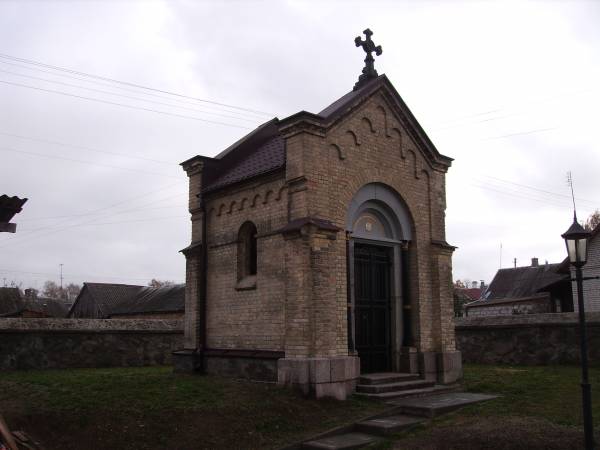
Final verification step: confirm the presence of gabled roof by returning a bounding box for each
[182,74,452,194]
[485,263,567,301]
[0,289,68,318]
[69,282,185,318]
[109,284,185,316]
[69,282,143,318]
[457,287,483,301]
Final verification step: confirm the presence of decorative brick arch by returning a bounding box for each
[346,182,413,241]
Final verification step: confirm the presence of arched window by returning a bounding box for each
[237,222,258,285]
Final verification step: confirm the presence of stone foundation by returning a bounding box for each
[418,351,462,384]
[173,348,283,382]
[277,356,360,400]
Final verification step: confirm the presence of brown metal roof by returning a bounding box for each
[203,135,285,193]
[188,74,452,195]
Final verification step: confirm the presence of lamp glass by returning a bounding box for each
[567,239,578,263]
[577,238,588,264]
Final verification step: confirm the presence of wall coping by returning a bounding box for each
[456,312,600,329]
[0,318,184,333]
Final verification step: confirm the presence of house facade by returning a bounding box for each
[465,258,572,317]
[175,33,461,399]
[572,225,600,312]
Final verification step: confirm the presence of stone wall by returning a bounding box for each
[456,313,600,365]
[0,318,183,370]
[465,295,552,318]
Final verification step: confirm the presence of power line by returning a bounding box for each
[20,202,186,223]
[476,174,597,207]
[0,215,187,250]
[0,79,253,129]
[0,53,273,117]
[0,182,183,245]
[0,145,183,179]
[480,127,558,141]
[0,68,260,123]
[0,131,177,166]
[0,268,184,283]
[467,182,576,209]
[0,59,265,122]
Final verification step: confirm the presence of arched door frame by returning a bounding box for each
[346,183,413,373]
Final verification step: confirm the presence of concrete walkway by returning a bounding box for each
[299,392,497,449]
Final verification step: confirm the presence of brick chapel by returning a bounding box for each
[174,29,462,400]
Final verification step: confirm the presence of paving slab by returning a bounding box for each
[302,432,379,449]
[356,414,425,436]
[388,392,498,418]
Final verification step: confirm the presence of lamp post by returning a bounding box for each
[562,215,594,449]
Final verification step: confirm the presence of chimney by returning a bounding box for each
[531,257,539,267]
[471,281,477,288]
[24,288,37,300]
[480,280,485,289]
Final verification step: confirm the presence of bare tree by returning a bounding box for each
[148,279,175,288]
[42,281,62,299]
[41,281,81,300]
[584,210,600,232]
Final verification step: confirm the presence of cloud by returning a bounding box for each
[0,0,599,289]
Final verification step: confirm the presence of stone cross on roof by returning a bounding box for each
[354,28,383,91]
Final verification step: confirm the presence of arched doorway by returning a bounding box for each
[346,183,413,373]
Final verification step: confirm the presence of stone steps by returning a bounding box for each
[356,383,461,401]
[298,391,498,450]
[356,379,435,394]
[388,392,499,418]
[358,372,420,385]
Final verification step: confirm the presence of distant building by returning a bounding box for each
[465,258,572,317]
[109,285,185,320]
[68,283,184,319]
[0,287,69,318]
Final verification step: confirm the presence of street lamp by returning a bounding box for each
[562,215,594,450]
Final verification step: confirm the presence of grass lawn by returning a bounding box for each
[0,366,386,450]
[381,364,600,450]
[2,365,600,449]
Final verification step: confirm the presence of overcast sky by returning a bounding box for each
[1,0,599,291]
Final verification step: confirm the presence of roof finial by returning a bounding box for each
[354,28,382,91]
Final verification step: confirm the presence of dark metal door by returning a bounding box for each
[354,244,392,373]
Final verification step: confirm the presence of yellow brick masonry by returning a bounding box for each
[282,92,456,355]
[179,79,460,394]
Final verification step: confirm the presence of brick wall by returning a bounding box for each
[283,93,454,354]
[0,318,183,370]
[203,175,288,351]
[184,83,456,365]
